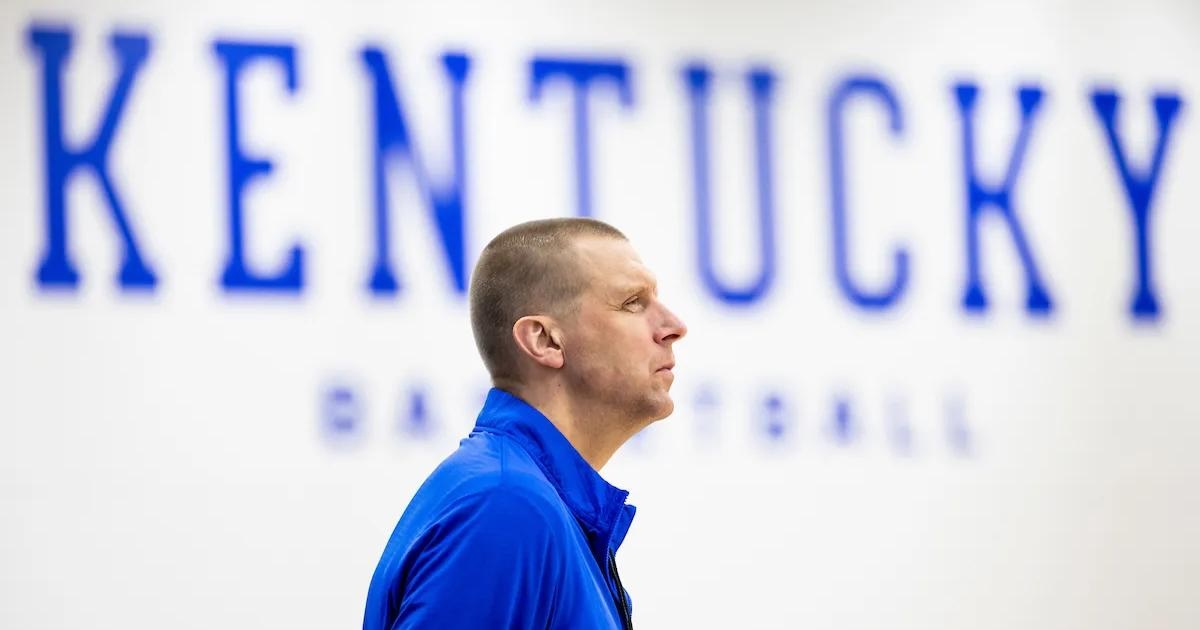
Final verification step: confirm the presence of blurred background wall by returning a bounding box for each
[2,0,1199,628]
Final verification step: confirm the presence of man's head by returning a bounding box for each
[469,218,687,427]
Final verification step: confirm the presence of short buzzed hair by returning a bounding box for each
[469,218,627,384]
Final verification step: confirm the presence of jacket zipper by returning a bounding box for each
[607,550,633,630]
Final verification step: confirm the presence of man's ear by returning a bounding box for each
[512,316,565,369]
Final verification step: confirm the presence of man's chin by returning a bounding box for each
[648,397,675,422]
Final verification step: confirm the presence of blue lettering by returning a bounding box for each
[321,383,364,447]
[529,57,633,218]
[692,384,721,443]
[683,63,778,305]
[27,26,156,291]
[831,394,856,445]
[399,385,435,438]
[1090,89,1183,321]
[886,396,913,455]
[361,49,471,296]
[761,392,791,443]
[945,394,972,456]
[827,75,910,309]
[213,40,304,292]
[954,82,1053,316]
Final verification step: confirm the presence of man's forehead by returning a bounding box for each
[610,267,658,294]
[571,236,657,292]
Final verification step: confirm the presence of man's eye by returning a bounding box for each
[624,297,642,309]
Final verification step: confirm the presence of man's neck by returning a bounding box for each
[503,381,631,471]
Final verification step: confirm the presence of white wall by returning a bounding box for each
[1,1,1198,628]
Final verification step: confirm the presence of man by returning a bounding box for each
[363,218,687,629]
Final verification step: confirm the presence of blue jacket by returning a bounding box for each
[364,388,637,629]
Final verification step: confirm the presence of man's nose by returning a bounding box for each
[655,304,688,345]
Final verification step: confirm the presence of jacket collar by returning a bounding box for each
[473,388,636,552]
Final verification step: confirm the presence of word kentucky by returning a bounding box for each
[24,24,1187,321]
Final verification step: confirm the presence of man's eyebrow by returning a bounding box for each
[616,277,658,296]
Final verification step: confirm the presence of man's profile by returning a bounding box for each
[363,218,687,629]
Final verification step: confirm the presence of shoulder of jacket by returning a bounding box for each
[440,464,568,531]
